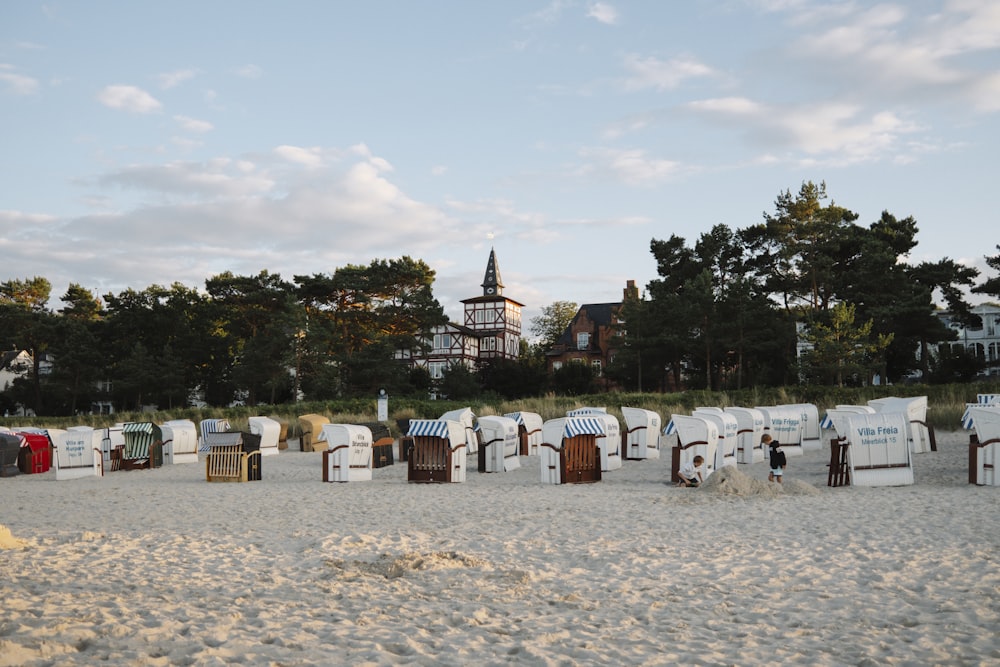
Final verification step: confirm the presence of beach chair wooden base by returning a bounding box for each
[121,442,162,471]
[407,436,464,483]
[206,444,260,483]
[828,438,851,487]
[372,437,394,468]
[560,435,601,484]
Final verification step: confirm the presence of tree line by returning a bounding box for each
[1,181,998,415]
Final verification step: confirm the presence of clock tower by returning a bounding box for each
[462,248,523,360]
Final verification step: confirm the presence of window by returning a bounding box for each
[428,362,447,379]
[577,332,590,350]
[433,333,451,351]
[591,360,602,375]
[552,361,563,370]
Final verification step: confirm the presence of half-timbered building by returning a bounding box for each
[402,249,524,384]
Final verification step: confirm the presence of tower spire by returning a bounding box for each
[481,247,503,296]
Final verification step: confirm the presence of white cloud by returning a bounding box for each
[174,115,213,132]
[99,159,275,200]
[587,3,618,25]
[97,84,162,113]
[158,69,197,89]
[687,97,923,165]
[0,64,40,95]
[578,147,686,185]
[274,145,327,168]
[621,53,714,91]
[236,64,263,79]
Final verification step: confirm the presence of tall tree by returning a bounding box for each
[530,301,578,349]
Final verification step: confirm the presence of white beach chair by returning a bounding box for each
[755,406,804,457]
[724,406,766,464]
[439,407,478,455]
[782,403,822,450]
[504,411,544,455]
[407,419,467,483]
[968,406,1000,486]
[248,416,281,457]
[52,426,104,480]
[845,412,913,487]
[539,417,602,485]
[670,414,719,483]
[321,424,373,482]
[199,418,231,453]
[868,396,934,454]
[621,407,662,460]
[693,407,738,471]
[477,415,521,472]
[161,419,199,465]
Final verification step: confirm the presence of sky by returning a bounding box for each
[2,0,999,334]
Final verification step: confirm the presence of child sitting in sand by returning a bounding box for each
[765,434,786,483]
[677,455,705,487]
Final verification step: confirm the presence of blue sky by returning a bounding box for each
[2,0,998,332]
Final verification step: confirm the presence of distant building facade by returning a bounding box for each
[934,303,1000,376]
[400,248,524,384]
[545,280,639,380]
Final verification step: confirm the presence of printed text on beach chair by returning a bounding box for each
[121,422,164,471]
[845,412,913,487]
[322,424,373,482]
[352,421,394,468]
[407,420,467,483]
[724,407,766,464]
[477,416,521,473]
[621,407,662,460]
[52,427,104,480]
[755,406,804,457]
[205,431,262,482]
[297,414,330,452]
[968,406,1000,486]
[868,396,936,453]
[669,414,719,484]
[504,411,544,455]
[539,418,602,484]
[693,407,739,471]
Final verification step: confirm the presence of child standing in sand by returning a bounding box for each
[765,434,786,483]
[677,455,705,487]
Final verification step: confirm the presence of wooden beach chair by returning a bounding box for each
[120,422,164,471]
[567,408,621,471]
[297,414,330,452]
[205,431,262,483]
[406,419,467,483]
[0,433,21,477]
[352,421,393,468]
[539,417,603,484]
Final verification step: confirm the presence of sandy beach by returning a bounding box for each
[1,429,998,666]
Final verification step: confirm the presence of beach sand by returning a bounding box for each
[1,430,997,666]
